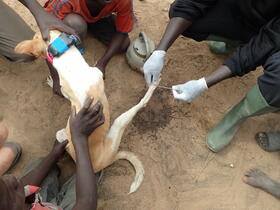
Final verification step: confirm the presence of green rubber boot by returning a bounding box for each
[207,35,242,55]
[206,85,280,152]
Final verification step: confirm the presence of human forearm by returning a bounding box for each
[73,138,97,210]
[224,17,280,77]
[18,0,44,18]
[69,98,103,210]
[144,17,191,85]
[18,0,76,40]
[205,65,233,87]
[98,32,128,66]
[20,152,59,186]
[172,65,233,102]
[157,17,191,51]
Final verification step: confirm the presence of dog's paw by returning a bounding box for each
[46,75,53,88]
[56,128,67,143]
[60,87,70,100]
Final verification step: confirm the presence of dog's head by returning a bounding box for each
[15,32,48,58]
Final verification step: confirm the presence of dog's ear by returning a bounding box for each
[15,39,47,58]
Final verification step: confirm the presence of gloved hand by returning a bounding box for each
[144,50,166,86]
[172,78,208,102]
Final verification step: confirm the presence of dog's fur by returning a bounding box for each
[15,31,159,193]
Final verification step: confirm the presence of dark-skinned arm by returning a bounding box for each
[172,65,232,102]
[71,98,105,210]
[144,0,217,85]
[205,65,232,88]
[96,32,128,75]
[206,16,280,88]
[18,0,76,40]
[224,17,280,77]
[144,17,191,85]
[173,1,280,102]
[157,0,217,51]
[157,17,191,51]
[72,138,97,210]
[20,140,68,186]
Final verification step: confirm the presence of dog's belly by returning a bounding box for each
[50,40,113,171]
[65,94,112,172]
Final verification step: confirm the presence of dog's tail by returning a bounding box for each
[115,151,144,194]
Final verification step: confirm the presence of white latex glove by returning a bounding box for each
[172,78,208,102]
[144,50,166,85]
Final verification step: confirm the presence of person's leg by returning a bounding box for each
[0,122,8,146]
[0,142,22,175]
[46,13,88,96]
[243,168,280,199]
[206,51,280,152]
[206,84,279,152]
[62,14,88,40]
[56,174,76,210]
[169,0,257,54]
[255,132,280,152]
[22,158,60,202]
[88,15,130,51]
[253,51,280,152]
[0,123,22,175]
[88,15,130,77]
[0,1,34,62]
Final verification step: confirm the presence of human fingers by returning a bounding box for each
[89,103,103,123]
[80,97,94,115]
[70,105,77,121]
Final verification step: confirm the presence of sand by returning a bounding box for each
[1,0,280,209]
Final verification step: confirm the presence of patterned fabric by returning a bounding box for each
[31,193,63,210]
[44,0,134,33]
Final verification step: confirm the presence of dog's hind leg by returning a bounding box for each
[104,80,159,193]
[106,80,159,153]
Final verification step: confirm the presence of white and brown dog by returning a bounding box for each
[15,30,159,193]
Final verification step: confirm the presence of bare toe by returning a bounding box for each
[255,132,269,149]
[243,168,280,198]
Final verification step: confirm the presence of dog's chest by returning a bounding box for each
[52,46,103,105]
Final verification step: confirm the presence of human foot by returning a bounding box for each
[243,168,280,198]
[0,142,22,175]
[255,132,280,152]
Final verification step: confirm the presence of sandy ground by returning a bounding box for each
[2,0,280,209]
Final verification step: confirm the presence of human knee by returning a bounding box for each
[63,14,87,39]
[0,123,8,146]
[9,53,35,62]
[168,2,175,19]
[0,48,35,62]
[258,51,280,107]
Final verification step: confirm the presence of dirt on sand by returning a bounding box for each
[2,0,280,209]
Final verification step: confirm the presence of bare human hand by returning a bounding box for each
[51,140,68,159]
[18,0,77,41]
[70,98,105,144]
